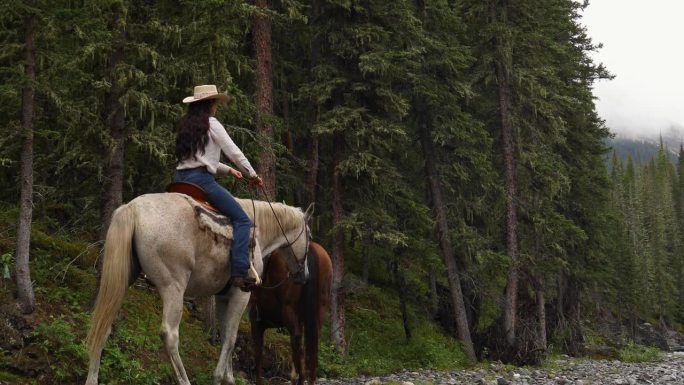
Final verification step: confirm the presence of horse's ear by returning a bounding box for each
[304,203,315,222]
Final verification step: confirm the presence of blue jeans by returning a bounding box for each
[175,167,252,277]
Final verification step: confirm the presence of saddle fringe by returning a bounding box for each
[179,195,233,243]
[179,195,261,284]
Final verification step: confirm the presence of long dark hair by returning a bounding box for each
[175,99,214,163]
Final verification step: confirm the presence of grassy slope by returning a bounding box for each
[319,284,468,377]
[0,206,469,384]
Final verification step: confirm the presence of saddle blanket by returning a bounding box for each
[179,195,233,243]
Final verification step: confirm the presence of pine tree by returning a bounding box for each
[459,0,612,360]
[676,146,684,321]
[407,0,496,361]
[253,0,276,197]
[99,1,127,242]
[14,0,38,314]
[281,0,438,352]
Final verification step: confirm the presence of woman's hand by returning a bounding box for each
[249,175,264,188]
[229,168,243,179]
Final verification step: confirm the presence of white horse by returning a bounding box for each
[85,193,311,385]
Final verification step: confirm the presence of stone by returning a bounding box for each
[315,349,684,385]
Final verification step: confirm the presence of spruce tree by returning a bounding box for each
[14,0,38,314]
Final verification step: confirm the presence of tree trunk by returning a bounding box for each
[491,0,520,351]
[306,0,321,211]
[564,274,583,355]
[392,254,412,341]
[99,8,127,243]
[361,232,371,284]
[330,131,346,352]
[534,278,547,352]
[418,121,476,362]
[532,195,547,353]
[306,134,320,236]
[281,76,293,152]
[307,135,319,205]
[199,296,219,345]
[428,269,438,318]
[15,9,37,315]
[253,0,276,198]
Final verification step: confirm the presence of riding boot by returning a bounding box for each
[230,276,257,292]
[229,244,257,292]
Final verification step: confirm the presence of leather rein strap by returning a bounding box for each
[244,182,308,284]
[257,185,308,281]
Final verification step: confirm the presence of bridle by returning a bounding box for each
[255,185,310,284]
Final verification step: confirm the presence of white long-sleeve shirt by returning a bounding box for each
[177,117,258,178]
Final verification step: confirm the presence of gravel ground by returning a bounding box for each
[317,352,684,385]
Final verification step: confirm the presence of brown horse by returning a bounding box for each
[250,241,332,385]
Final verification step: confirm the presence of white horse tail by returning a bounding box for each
[86,203,136,358]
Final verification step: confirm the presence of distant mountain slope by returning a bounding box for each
[606,137,679,166]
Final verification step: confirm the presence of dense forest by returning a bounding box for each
[609,137,679,166]
[1,0,683,382]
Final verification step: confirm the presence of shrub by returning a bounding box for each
[34,317,88,382]
[618,342,662,363]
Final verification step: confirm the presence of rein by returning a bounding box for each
[258,185,308,280]
[257,260,292,290]
[240,179,308,288]
[244,185,289,290]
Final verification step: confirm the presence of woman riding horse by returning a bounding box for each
[175,84,263,291]
[84,86,312,385]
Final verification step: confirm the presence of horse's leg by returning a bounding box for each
[250,314,266,385]
[213,288,250,385]
[302,307,327,385]
[252,322,266,385]
[285,310,304,385]
[158,286,191,385]
[306,315,323,385]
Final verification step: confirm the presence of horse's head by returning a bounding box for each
[272,203,314,283]
[240,199,314,282]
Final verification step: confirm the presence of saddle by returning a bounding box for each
[166,182,219,213]
[167,182,233,241]
[167,182,259,294]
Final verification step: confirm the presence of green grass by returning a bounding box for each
[618,342,662,363]
[318,283,470,377]
[0,370,20,382]
[0,210,224,385]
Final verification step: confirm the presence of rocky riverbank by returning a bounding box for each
[318,352,684,385]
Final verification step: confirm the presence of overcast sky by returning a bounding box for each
[581,0,684,138]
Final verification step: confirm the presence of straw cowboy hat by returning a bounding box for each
[182,85,230,104]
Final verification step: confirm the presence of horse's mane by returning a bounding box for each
[235,199,304,240]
